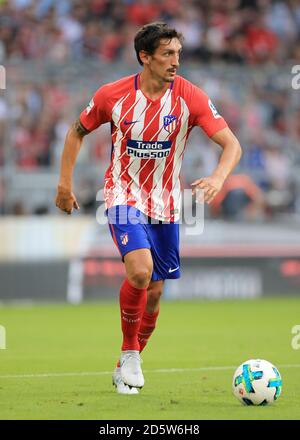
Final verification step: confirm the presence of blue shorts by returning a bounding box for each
[107,205,180,281]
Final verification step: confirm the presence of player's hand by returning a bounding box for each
[55,185,80,215]
[191,175,224,205]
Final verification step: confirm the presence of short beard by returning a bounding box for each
[164,74,174,83]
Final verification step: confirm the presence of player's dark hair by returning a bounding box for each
[134,22,183,66]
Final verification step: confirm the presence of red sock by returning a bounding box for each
[120,278,147,351]
[138,308,160,353]
[116,308,160,367]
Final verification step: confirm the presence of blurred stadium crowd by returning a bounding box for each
[0,0,300,220]
[1,0,300,64]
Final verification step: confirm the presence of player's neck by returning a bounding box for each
[139,71,170,101]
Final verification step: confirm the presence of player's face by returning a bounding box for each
[148,38,182,83]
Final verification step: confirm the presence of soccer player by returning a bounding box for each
[55,22,242,394]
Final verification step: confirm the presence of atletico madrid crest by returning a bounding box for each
[163,115,178,134]
[120,233,128,245]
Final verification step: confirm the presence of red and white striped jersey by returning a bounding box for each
[80,73,227,221]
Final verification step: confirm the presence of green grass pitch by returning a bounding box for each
[0,297,299,420]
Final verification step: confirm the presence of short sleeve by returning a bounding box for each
[79,85,111,132]
[189,86,227,137]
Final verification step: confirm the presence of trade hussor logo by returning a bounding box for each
[126,140,172,159]
[163,115,178,133]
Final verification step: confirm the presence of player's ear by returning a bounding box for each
[139,50,150,65]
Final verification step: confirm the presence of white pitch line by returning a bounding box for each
[0,364,299,380]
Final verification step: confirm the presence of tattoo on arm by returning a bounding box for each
[73,119,90,137]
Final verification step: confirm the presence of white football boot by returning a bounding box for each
[112,367,139,395]
[120,350,144,388]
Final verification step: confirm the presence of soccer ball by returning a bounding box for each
[232,359,282,406]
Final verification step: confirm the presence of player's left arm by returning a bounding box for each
[191,126,242,204]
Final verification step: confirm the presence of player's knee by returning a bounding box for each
[129,268,152,289]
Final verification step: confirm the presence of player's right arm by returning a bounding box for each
[55,85,110,215]
[55,119,89,215]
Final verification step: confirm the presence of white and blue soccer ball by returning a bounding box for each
[232,359,282,406]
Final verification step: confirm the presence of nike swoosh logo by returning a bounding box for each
[124,120,139,125]
[122,310,140,316]
[168,266,179,273]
